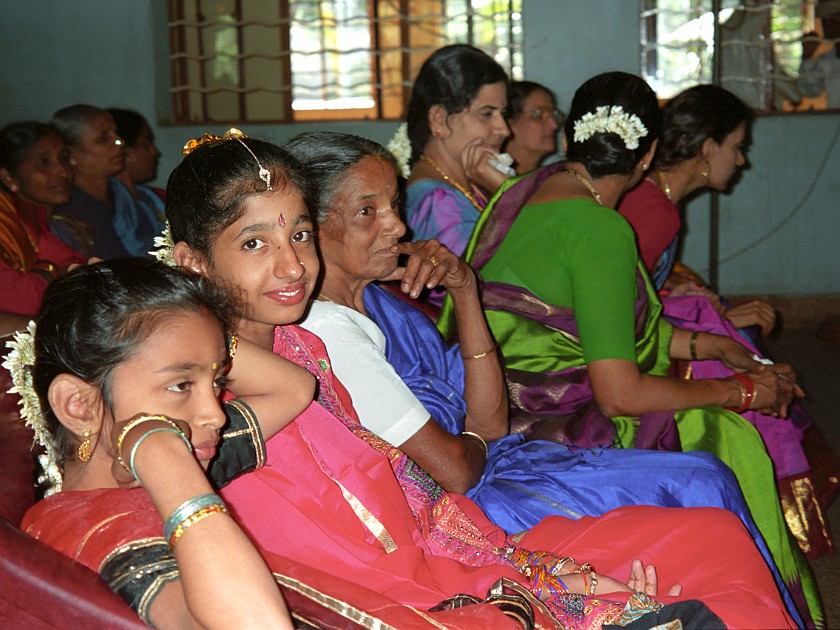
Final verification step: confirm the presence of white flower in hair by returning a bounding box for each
[3,321,63,494]
[151,222,178,267]
[387,123,411,179]
[573,106,648,150]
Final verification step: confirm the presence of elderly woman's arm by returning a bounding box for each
[393,239,509,442]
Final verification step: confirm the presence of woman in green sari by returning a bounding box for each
[445,72,823,627]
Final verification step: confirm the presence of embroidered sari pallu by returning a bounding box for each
[446,162,824,628]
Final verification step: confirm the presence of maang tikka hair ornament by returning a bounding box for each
[182,128,272,191]
[153,128,277,265]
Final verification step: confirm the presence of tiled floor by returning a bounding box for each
[764,326,840,628]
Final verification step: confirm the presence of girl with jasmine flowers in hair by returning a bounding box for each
[14,258,309,628]
[159,129,799,629]
[443,71,823,627]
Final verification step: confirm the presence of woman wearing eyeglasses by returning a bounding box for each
[504,81,564,175]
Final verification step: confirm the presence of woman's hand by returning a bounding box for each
[384,239,473,299]
[461,140,510,193]
[626,560,682,597]
[557,559,681,597]
[704,334,760,371]
[725,300,776,337]
[744,363,804,417]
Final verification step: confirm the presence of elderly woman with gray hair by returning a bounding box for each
[51,104,161,259]
[287,130,804,626]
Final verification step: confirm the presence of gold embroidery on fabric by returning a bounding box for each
[137,572,180,623]
[98,537,177,624]
[76,512,136,560]
[780,476,831,555]
[336,480,398,553]
[273,572,398,629]
[226,398,266,467]
[491,578,564,629]
[99,536,169,572]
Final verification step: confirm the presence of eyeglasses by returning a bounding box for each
[526,108,565,125]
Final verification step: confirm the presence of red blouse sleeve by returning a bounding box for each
[617,180,681,273]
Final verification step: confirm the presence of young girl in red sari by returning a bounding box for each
[16,259,302,628]
[163,130,795,629]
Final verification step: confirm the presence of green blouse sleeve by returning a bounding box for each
[564,206,640,364]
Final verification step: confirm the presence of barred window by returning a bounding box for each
[640,1,838,112]
[168,0,523,124]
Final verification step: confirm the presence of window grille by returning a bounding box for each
[640,1,824,111]
[168,0,523,124]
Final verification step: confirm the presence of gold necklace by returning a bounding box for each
[564,169,602,206]
[420,155,484,211]
[654,169,672,201]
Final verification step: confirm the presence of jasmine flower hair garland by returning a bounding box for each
[387,123,411,179]
[573,106,648,151]
[3,322,63,495]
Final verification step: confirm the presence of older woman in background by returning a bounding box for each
[107,108,166,255]
[504,80,563,174]
[0,121,84,318]
[289,130,803,626]
[51,104,130,259]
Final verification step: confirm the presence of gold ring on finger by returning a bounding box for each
[427,254,439,268]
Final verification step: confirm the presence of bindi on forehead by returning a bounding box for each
[278,213,286,227]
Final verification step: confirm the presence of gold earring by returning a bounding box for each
[78,430,92,462]
[701,161,710,179]
[641,162,648,171]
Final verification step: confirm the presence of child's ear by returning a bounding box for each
[174,241,209,277]
[48,374,102,438]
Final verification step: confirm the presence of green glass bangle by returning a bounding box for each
[129,427,193,484]
[163,493,225,544]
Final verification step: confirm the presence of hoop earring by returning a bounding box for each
[78,430,92,463]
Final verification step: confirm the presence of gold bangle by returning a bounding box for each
[689,331,699,361]
[462,347,495,361]
[461,431,488,457]
[116,414,186,473]
[227,332,238,362]
[168,504,228,548]
[572,562,598,596]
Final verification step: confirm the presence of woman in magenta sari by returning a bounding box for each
[163,131,795,629]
